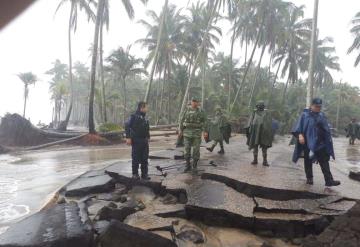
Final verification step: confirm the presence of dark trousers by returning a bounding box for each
[131,138,149,176]
[303,148,333,183]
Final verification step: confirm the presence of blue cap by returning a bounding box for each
[311,98,322,105]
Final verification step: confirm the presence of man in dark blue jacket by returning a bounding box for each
[125,102,150,180]
[292,98,340,187]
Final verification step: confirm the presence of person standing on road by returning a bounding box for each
[292,98,341,187]
[125,102,150,180]
[345,118,359,145]
[246,101,273,166]
[179,98,208,172]
[206,106,230,154]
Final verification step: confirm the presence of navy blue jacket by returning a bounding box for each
[125,111,150,139]
[291,109,334,163]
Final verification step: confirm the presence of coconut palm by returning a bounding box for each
[271,6,311,103]
[138,4,185,123]
[183,1,222,106]
[55,0,95,130]
[88,0,148,134]
[106,46,147,125]
[348,11,360,67]
[17,72,37,118]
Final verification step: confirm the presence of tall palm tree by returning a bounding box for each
[348,11,360,67]
[17,72,37,118]
[88,0,147,133]
[55,0,95,130]
[183,1,222,107]
[138,4,185,123]
[106,46,147,125]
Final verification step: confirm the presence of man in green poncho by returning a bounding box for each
[246,101,273,166]
[206,106,230,154]
[179,98,208,172]
[345,118,359,145]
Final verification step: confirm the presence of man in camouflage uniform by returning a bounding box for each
[246,101,273,166]
[206,106,228,154]
[346,118,359,145]
[179,98,208,172]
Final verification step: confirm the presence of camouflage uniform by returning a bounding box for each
[180,106,207,170]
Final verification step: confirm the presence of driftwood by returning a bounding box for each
[24,134,88,151]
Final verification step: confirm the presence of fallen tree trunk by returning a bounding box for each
[24,134,88,151]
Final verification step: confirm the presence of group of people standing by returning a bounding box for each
[125,97,341,187]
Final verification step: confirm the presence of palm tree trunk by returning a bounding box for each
[88,0,105,134]
[23,85,28,118]
[228,20,237,112]
[230,14,265,114]
[63,2,75,130]
[157,67,166,125]
[335,85,342,129]
[144,0,169,103]
[155,69,161,123]
[167,57,171,124]
[178,0,220,123]
[201,55,206,108]
[306,0,319,107]
[282,76,291,104]
[268,57,283,106]
[99,21,107,123]
[244,35,248,66]
[123,77,127,126]
[248,43,266,108]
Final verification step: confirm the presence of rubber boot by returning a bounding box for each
[306,178,314,185]
[262,149,270,167]
[192,159,198,170]
[184,159,192,172]
[218,143,225,154]
[206,146,215,153]
[251,154,258,165]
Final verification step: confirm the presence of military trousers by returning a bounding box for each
[211,140,224,150]
[184,135,201,161]
[303,147,334,183]
[349,136,356,145]
[253,145,267,157]
[131,138,149,176]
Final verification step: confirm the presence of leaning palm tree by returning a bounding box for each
[55,0,95,130]
[106,46,147,125]
[348,11,360,66]
[88,0,148,134]
[17,72,37,118]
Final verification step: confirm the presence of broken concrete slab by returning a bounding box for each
[302,202,360,247]
[149,148,184,160]
[128,186,156,204]
[97,205,137,222]
[124,212,175,231]
[0,202,93,247]
[349,169,360,182]
[65,174,114,197]
[254,195,349,215]
[98,220,177,247]
[185,179,332,237]
[105,163,164,193]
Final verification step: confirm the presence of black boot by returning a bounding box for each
[192,160,199,170]
[251,155,258,165]
[325,180,341,187]
[306,178,314,185]
[184,159,192,172]
[262,148,269,166]
[206,146,215,152]
[141,174,151,180]
[218,149,225,154]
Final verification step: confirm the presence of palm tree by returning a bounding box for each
[55,0,95,130]
[106,46,147,125]
[271,6,311,103]
[17,72,37,118]
[183,2,222,107]
[88,0,148,134]
[348,11,360,67]
[138,4,185,123]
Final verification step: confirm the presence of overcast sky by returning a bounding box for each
[0,0,359,124]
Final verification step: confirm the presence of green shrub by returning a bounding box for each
[97,123,123,133]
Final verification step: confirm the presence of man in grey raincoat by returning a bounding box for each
[246,101,273,166]
[206,106,230,154]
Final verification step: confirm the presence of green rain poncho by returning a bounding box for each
[208,112,228,142]
[246,109,273,149]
